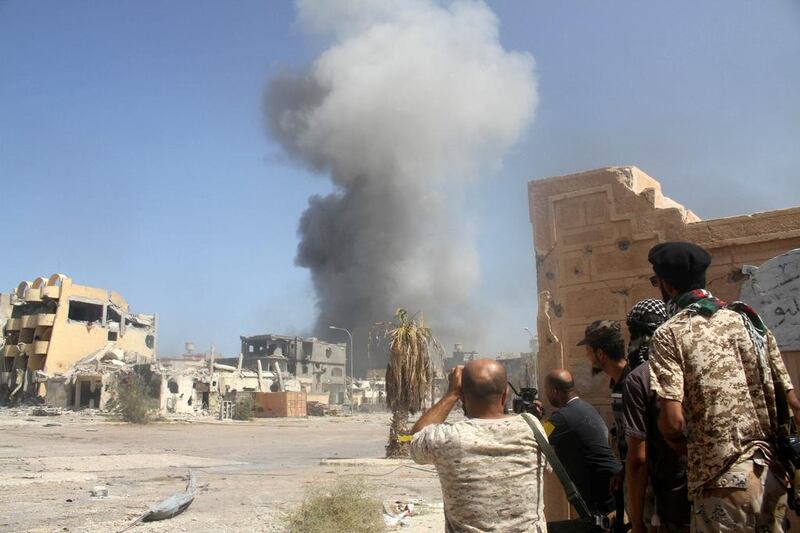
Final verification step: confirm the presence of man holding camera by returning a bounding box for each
[648,241,800,532]
[410,359,548,532]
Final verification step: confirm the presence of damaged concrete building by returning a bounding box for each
[236,334,347,404]
[0,274,156,407]
[529,166,800,521]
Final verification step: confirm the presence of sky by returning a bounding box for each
[1,0,799,361]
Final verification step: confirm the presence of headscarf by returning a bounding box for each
[626,298,668,369]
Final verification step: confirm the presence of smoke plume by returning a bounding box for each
[266,0,537,371]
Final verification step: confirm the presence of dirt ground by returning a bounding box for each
[0,408,445,532]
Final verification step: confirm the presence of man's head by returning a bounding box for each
[577,320,625,376]
[648,241,712,302]
[461,359,508,417]
[545,368,576,408]
[626,298,668,338]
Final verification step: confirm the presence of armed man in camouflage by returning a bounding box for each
[647,241,800,532]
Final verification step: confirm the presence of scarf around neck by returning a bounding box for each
[668,289,774,422]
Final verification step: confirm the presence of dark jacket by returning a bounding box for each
[548,398,621,514]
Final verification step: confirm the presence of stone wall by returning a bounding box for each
[528,166,800,520]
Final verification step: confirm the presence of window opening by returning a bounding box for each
[68,301,103,323]
[106,307,121,325]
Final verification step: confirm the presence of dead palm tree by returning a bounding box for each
[383,308,441,457]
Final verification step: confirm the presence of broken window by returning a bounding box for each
[145,335,154,349]
[5,331,19,346]
[168,380,179,394]
[303,341,313,358]
[108,331,118,341]
[106,306,121,325]
[11,301,54,318]
[68,301,103,324]
[325,347,332,358]
[302,364,309,375]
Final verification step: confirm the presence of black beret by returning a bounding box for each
[648,242,711,291]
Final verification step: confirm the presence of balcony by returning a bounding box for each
[41,286,61,299]
[33,341,49,355]
[21,314,56,328]
[5,318,21,331]
[38,313,56,327]
[25,288,42,302]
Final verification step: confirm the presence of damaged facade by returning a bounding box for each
[529,166,800,520]
[235,334,347,404]
[1,274,156,407]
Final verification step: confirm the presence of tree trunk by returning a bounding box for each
[385,405,410,458]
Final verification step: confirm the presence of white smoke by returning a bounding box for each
[266,0,537,371]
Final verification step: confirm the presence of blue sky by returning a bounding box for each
[2,0,799,358]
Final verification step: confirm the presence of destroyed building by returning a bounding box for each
[1,274,156,407]
[444,343,478,371]
[235,334,347,404]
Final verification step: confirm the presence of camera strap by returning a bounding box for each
[521,413,593,519]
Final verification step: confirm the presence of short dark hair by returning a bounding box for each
[589,337,625,361]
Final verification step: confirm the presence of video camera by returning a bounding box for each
[508,382,544,419]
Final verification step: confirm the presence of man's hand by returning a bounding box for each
[410,366,463,435]
[446,365,463,398]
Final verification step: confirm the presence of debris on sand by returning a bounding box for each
[118,471,196,532]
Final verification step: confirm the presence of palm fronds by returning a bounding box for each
[384,308,440,415]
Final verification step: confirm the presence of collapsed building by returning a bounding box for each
[0,276,346,415]
[234,334,347,404]
[0,274,156,407]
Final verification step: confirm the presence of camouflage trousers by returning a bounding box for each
[691,460,787,533]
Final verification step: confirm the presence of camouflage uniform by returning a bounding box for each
[411,415,547,532]
[649,306,793,532]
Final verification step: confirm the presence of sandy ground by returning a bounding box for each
[0,408,444,532]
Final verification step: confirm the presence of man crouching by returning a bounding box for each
[410,359,548,533]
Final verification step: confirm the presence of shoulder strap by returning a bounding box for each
[521,413,593,519]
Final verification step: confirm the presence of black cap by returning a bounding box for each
[576,320,622,347]
[648,242,711,291]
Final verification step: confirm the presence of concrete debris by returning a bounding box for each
[383,500,416,527]
[30,406,61,416]
[383,512,411,527]
[307,401,328,416]
[90,486,108,498]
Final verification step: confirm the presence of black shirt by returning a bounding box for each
[610,365,632,461]
[548,398,622,514]
[622,363,690,526]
